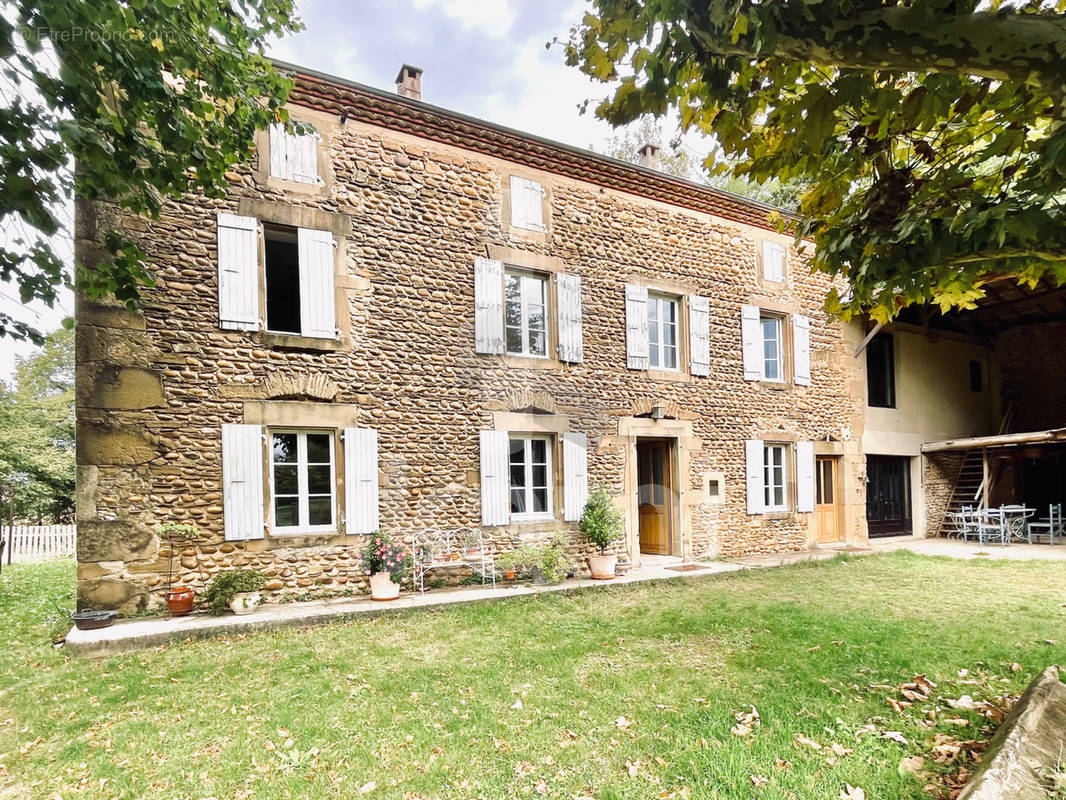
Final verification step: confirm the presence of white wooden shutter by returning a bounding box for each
[689,295,710,377]
[625,284,649,370]
[474,257,504,354]
[762,240,785,282]
[480,430,509,526]
[557,273,583,363]
[297,227,336,339]
[291,131,319,184]
[222,424,265,541]
[344,428,379,534]
[269,122,318,183]
[796,441,815,513]
[741,304,762,381]
[745,439,764,516]
[217,213,260,331]
[510,176,544,230]
[793,314,811,386]
[562,432,589,522]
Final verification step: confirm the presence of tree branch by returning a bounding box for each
[689,9,1066,84]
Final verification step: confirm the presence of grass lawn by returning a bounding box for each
[1,552,1065,799]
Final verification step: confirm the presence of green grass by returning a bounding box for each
[1,552,1065,799]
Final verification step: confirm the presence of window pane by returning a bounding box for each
[274,497,299,527]
[527,303,545,333]
[530,438,546,464]
[306,434,331,464]
[307,465,331,495]
[273,433,297,463]
[509,438,525,463]
[647,298,658,322]
[529,329,546,356]
[510,463,526,488]
[308,496,333,526]
[523,275,546,306]
[274,465,298,495]
[510,487,526,514]
[663,300,677,323]
[649,343,660,368]
[532,464,547,489]
[532,487,548,514]
[663,345,677,370]
[506,325,523,354]
[773,486,785,507]
[663,320,677,348]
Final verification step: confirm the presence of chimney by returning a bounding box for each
[638,143,661,170]
[396,64,423,101]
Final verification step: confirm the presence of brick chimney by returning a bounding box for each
[396,64,423,101]
[638,143,661,169]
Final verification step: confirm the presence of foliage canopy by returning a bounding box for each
[565,0,1066,320]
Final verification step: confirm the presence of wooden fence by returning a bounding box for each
[2,524,77,564]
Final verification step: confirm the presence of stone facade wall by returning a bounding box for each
[922,452,966,537]
[75,100,865,612]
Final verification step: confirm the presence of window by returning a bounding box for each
[264,225,301,334]
[504,269,548,357]
[269,122,319,184]
[648,293,680,370]
[763,241,785,282]
[763,444,788,511]
[510,176,545,231]
[970,360,983,392]
[866,334,896,408]
[270,430,336,533]
[761,314,784,381]
[509,434,552,519]
[816,459,834,505]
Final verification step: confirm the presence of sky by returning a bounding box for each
[0,0,702,382]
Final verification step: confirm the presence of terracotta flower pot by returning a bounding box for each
[369,571,400,601]
[165,586,195,616]
[229,591,260,615]
[504,569,517,581]
[587,553,618,580]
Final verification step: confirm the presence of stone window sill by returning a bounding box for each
[256,332,347,352]
[499,354,561,370]
[646,368,692,384]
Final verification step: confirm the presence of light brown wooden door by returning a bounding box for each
[638,440,673,555]
[814,456,840,543]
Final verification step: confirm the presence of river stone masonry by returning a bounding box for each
[75,67,867,613]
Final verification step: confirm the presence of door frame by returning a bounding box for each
[635,437,678,556]
[866,454,913,537]
[814,455,843,544]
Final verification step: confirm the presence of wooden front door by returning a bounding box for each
[814,456,841,543]
[866,455,912,537]
[637,439,673,555]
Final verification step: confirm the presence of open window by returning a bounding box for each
[264,225,301,334]
[866,333,896,408]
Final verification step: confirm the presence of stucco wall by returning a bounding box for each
[996,322,1066,433]
[75,102,865,612]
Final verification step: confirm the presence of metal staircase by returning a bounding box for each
[935,402,1014,537]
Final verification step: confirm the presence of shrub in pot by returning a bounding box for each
[204,569,267,615]
[532,534,574,584]
[580,488,624,580]
[359,533,411,601]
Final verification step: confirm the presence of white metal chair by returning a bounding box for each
[1027,504,1062,545]
[974,508,1007,547]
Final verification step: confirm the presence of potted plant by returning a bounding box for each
[529,534,573,585]
[462,530,482,560]
[360,533,411,601]
[157,521,203,616]
[496,549,524,581]
[204,569,267,615]
[580,488,624,580]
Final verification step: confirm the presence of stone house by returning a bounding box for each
[75,62,868,612]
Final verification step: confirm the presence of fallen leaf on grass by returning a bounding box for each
[794,733,822,750]
[731,706,760,737]
[625,759,641,778]
[830,742,853,757]
[774,757,792,769]
[839,784,865,800]
[883,731,908,745]
[513,761,534,776]
[615,716,631,730]
[899,755,925,775]
[750,774,768,788]
[359,781,377,794]
[534,779,548,795]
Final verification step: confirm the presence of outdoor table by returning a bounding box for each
[991,505,1035,544]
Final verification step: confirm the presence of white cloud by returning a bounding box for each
[410,0,518,36]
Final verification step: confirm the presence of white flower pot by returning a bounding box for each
[229,591,260,615]
[369,571,400,601]
[587,553,618,580]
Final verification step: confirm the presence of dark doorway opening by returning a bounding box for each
[866,455,912,537]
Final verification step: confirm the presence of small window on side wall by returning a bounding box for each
[762,241,786,283]
[970,360,983,392]
[269,122,319,184]
[510,176,546,232]
[866,333,896,408]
